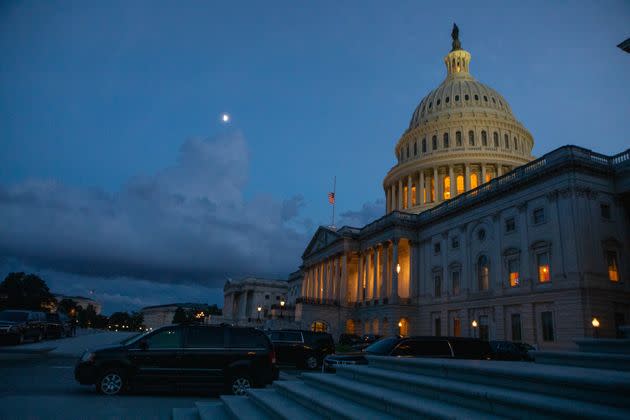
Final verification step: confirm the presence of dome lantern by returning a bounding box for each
[445,23,472,79]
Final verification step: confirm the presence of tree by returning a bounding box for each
[0,272,56,311]
[129,311,144,331]
[172,307,189,324]
[108,312,131,329]
[77,304,97,328]
[57,298,79,317]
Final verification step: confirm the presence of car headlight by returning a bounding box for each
[80,351,95,362]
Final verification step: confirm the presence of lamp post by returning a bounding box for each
[471,320,478,338]
[257,306,262,323]
[592,317,600,338]
[398,320,403,337]
[280,300,285,319]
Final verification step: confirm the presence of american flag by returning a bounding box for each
[328,192,335,204]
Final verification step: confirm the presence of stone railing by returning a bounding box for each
[295,297,340,307]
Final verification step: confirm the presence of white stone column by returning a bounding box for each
[433,167,439,202]
[391,239,399,302]
[481,163,487,184]
[419,171,425,204]
[410,240,418,299]
[318,263,323,300]
[497,164,503,176]
[341,254,348,304]
[390,185,395,211]
[386,188,390,213]
[465,163,471,191]
[397,179,403,210]
[380,243,388,297]
[449,165,455,198]
[357,253,364,302]
[407,176,412,209]
[373,246,379,299]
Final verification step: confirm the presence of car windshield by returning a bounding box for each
[364,337,399,355]
[119,331,150,345]
[0,311,28,322]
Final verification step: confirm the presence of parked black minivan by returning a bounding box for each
[75,324,278,396]
[268,329,335,369]
[0,310,47,344]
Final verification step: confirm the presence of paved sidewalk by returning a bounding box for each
[0,330,137,358]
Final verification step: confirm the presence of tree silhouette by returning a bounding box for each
[0,272,56,311]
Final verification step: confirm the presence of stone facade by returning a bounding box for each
[222,277,288,327]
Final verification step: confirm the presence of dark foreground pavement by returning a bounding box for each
[0,354,212,420]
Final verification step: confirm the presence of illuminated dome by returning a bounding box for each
[383,24,534,214]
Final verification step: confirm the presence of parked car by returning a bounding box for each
[0,310,47,344]
[351,334,384,350]
[268,329,335,369]
[45,312,72,339]
[490,340,535,361]
[323,336,493,372]
[75,325,278,396]
[338,333,361,346]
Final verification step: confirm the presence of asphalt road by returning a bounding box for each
[0,354,214,420]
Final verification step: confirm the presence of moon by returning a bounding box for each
[221,113,230,123]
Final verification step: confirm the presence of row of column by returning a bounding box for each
[386,163,507,213]
[302,253,347,303]
[355,240,398,303]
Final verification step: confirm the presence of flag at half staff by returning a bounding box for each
[328,192,335,205]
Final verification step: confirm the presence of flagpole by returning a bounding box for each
[331,176,336,228]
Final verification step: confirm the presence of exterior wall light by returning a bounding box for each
[398,321,403,327]
[592,317,600,338]
[396,263,401,274]
[280,300,285,307]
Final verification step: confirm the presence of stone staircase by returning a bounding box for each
[173,356,630,419]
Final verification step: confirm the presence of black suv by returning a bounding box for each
[323,336,493,372]
[75,324,278,396]
[268,329,335,370]
[0,310,47,344]
[45,312,72,339]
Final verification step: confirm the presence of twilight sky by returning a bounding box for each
[1,1,629,314]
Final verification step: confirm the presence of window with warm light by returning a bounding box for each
[508,259,520,287]
[453,319,461,337]
[443,176,451,199]
[430,177,435,202]
[456,175,464,194]
[537,253,550,283]
[403,186,408,209]
[607,250,619,282]
[470,173,479,189]
[411,186,417,206]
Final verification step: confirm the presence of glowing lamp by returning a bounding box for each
[398,321,403,328]
[396,263,401,274]
[592,317,600,328]
[471,320,478,328]
[257,306,262,312]
[280,300,285,307]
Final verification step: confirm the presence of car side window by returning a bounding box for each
[280,332,302,342]
[269,332,282,341]
[186,327,224,348]
[393,340,452,357]
[228,328,263,348]
[145,327,182,349]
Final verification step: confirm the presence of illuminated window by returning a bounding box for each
[537,253,550,283]
[456,131,462,146]
[478,255,489,291]
[453,318,461,337]
[493,132,499,147]
[508,259,520,287]
[430,177,435,202]
[311,321,327,332]
[485,173,492,182]
[468,130,475,146]
[607,251,619,282]
[456,175,464,194]
[455,95,460,101]
[422,138,427,153]
[470,173,479,189]
[481,130,487,146]
[443,176,451,199]
[403,186,408,209]
[443,133,449,148]
[411,186,417,206]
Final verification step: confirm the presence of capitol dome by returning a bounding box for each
[383,24,534,214]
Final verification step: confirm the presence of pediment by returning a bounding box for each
[302,226,340,258]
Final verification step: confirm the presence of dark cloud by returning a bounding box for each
[337,199,385,227]
[0,131,309,287]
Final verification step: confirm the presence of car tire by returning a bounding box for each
[229,372,253,396]
[97,369,126,396]
[305,355,319,370]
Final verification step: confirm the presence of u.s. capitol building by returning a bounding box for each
[286,26,630,350]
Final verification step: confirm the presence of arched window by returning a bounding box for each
[311,321,328,332]
[481,130,487,146]
[432,135,437,150]
[456,175,464,194]
[504,134,510,149]
[414,141,417,156]
[443,176,451,199]
[478,255,489,291]
[422,138,427,153]
[493,132,499,147]
[443,133,449,148]
[468,130,475,146]
[456,131,462,146]
[470,173,479,189]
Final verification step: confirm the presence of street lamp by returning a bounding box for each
[398,320,403,336]
[257,306,262,322]
[471,320,478,338]
[280,300,285,319]
[592,317,600,338]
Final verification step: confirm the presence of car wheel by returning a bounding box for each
[229,372,252,396]
[97,369,126,396]
[305,355,319,370]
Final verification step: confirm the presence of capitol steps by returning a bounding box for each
[173,357,630,420]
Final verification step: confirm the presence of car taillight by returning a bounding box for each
[270,348,276,364]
